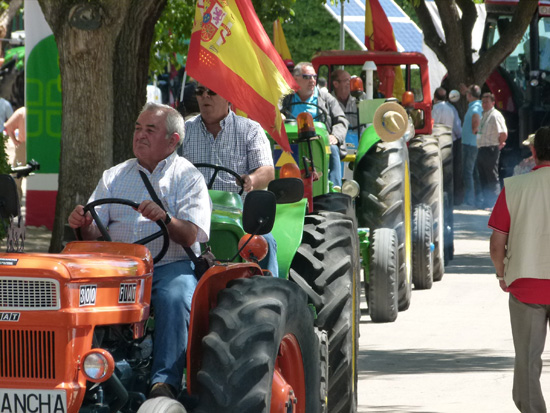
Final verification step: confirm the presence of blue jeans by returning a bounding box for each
[329,144,342,187]
[462,144,478,206]
[150,260,197,389]
[259,232,278,277]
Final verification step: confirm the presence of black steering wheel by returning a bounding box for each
[76,198,170,264]
[194,163,245,195]
[283,102,328,123]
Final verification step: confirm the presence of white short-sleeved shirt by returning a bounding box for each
[88,152,211,266]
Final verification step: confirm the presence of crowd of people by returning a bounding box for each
[432,84,509,211]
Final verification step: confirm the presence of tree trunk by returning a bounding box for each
[37,0,166,252]
[113,0,167,165]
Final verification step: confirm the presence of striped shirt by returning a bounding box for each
[88,152,211,266]
[180,111,273,195]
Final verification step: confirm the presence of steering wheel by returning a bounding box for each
[283,102,328,123]
[194,163,245,195]
[76,198,170,264]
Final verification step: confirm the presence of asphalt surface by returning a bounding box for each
[357,207,550,413]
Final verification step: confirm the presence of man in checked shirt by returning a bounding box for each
[178,82,278,277]
[68,102,211,400]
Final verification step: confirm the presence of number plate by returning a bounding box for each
[0,389,67,413]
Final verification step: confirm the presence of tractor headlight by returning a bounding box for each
[342,180,360,199]
[82,349,115,382]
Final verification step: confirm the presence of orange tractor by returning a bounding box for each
[0,171,327,413]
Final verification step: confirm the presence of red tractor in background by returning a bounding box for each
[482,1,550,177]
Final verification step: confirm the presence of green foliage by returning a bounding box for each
[149,0,333,75]
[395,0,420,27]
[272,0,362,64]
[0,134,9,175]
[150,0,195,76]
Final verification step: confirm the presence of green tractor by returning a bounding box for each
[200,159,359,412]
[276,50,451,326]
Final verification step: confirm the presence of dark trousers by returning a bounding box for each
[453,139,464,205]
[476,145,500,208]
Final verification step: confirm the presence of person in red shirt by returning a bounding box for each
[489,126,550,412]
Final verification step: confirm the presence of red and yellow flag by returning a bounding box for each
[187,0,297,152]
[365,0,405,100]
[273,18,292,61]
[365,0,397,52]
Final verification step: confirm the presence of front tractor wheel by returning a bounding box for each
[368,228,399,323]
[194,276,324,413]
[412,204,433,290]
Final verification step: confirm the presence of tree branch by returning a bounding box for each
[414,0,447,63]
[474,0,537,84]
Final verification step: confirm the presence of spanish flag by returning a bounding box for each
[187,0,297,152]
[365,0,405,100]
[273,18,292,61]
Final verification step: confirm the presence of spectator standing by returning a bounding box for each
[448,90,464,204]
[461,85,482,207]
[4,106,26,199]
[433,87,463,204]
[489,126,550,412]
[477,92,507,209]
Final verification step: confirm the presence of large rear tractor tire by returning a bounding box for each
[412,204,433,290]
[409,134,445,282]
[354,139,412,312]
[433,124,454,264]
[290,211,358,413]
[314,193,362,337]
[195,276,324,413]
[368,228,399,323]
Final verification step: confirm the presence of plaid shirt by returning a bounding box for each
[88,152,211,266]
[478,107,507,148]
[179,111,273,195]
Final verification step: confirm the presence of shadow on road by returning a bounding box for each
[444,253,494,274]
[359,348,513,376]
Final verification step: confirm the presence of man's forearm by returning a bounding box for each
[249,166,275,190]
[490,231,508,276]
[168,218,199,248]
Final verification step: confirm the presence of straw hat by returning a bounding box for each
[373,101,409,142]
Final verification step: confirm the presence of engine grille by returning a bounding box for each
[0,277,60,310]
[0,329,56,379]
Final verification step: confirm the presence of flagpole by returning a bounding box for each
[340,1,345,50]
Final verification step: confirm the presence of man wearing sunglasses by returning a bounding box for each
[281,62,349,188]
[178,82,278,277]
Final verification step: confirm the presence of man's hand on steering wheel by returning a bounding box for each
[138,200,169,224]
[68,205,93,230]
[241,174,254,192]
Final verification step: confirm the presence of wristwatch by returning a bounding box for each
[496,273,504,280]
[164,212,172,225]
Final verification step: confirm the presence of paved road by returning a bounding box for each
[356,207,550,413]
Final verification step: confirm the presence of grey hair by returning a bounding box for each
[293,62,314,77]
[140,102,185,147]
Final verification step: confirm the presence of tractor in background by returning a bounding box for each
[301,50,453,322]
[482,1,550,177]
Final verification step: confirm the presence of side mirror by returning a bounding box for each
[242,190,276,235]
[268,178,304,204]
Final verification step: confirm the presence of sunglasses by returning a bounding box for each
[301,74,317,80]
[195,87,217,97]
